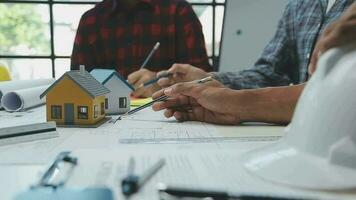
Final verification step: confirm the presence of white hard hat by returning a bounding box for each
[243,45,356,190]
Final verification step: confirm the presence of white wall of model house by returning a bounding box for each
[103,77,131,115]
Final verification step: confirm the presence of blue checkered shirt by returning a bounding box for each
[214,0,355,89]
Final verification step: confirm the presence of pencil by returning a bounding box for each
[114,95,168,123]
[114,76,214,123]
[140,42,160,69]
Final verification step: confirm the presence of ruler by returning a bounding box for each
[0,121,59,146]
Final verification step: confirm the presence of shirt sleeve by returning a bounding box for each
[175,1,213,72]
[70,13,95,71]
[213,1,298,90]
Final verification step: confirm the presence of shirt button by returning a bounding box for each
[307,53,311,59]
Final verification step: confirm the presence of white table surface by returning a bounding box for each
[0,106,355,200]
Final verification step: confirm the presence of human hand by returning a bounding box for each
[157,63,210,88]
[309,3,356,75]
[152,81,241,125]
[128,68,160,97]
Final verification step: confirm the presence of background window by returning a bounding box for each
[51,105,62,119]
[77,106,88,119]
[0,0,225,80]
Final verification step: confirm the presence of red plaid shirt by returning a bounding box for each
[71,0,212,78]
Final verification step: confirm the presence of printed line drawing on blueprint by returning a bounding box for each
[118,120,220,143]
[99,109,283,144]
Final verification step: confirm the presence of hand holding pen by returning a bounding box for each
[151,76,241,125]
[128,42,161,97]
[112,76,218,123]
[129,69,160,97]
[156,63,211,88]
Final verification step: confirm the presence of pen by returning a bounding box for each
[113,76,214,123]
[157,184,314,200]
[140,42,160,69]
[196,76,214,84]
[113,95,169,123]
[158,184,229,200]
[121,158,165,196]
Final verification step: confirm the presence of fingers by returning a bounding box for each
[157,70,175,88]
[156,70,169,77]
[152,87,189,111]
[128,69,155,86]
[164,109,174,118]
[132,85,147,97]
[170,107,239,125]
[152,95,193,111]
[169,63,208,82]
[308,7,356,75]
[167,63,192,76]
[152,89,165,99]
[156,64,192,87]
[132,83,160,98]
[172,106,202,122]
[157,77,174,88]
[319,4,356,52]
[327,21,356,49]
[156,63,210,87]
[127,70,142,86]
[129,69,157,97]
[152,81,209,112]
[173,111,189,122]
[308,43,320,75]
[163,82,202,99]
[164,106,194,119]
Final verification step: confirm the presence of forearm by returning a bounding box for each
[231,84,305,124]
[212,65,292,90]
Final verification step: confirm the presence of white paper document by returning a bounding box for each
[1,85,50,112]
[0,106,46,128]
[0,79,54,109]
[109,109,285,144]
[67,149,356,200]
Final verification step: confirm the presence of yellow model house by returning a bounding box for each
[40,67,110,127]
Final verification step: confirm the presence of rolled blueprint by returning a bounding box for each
[0,79,54,109]
[1,85,50,112]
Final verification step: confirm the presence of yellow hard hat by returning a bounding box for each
[0,63,11,81]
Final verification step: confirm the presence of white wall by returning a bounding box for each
[219,0,288,72]
[104,78,131,114]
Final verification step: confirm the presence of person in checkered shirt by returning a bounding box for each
[152,1,356,125]
[71,0,212,97]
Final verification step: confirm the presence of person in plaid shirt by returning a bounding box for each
[71,0,211,97]
[152,0,356,125]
